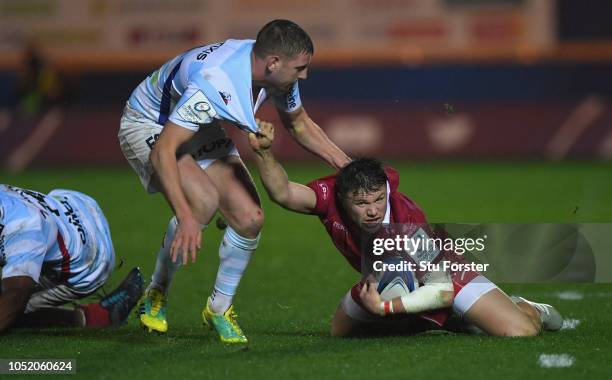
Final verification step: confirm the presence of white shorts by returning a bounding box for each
[118,102,239,193]
[452,275,498,317]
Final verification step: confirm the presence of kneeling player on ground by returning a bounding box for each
[248,121,563,337]
[0,185,143,332]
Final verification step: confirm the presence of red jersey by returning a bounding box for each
[307,167,426,272]
[307,166,478,327]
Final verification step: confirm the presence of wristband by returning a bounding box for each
[379,300,394,316]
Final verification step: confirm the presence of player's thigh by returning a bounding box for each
[462,288,539,337]
[150,154,219,224]
[154,154,220,224]
[204,155,263,237]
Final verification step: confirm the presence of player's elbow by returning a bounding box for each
[149,137,174,170]
[268,191,291,208]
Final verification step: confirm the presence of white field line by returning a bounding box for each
[6,107,64,172]
[546,96,604,160]
[561,319,581,330]
[554,291,584,301]
[538,354,575,368]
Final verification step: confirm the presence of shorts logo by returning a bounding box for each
[192,138,232,157]
[146,133,160,149]
[176,90,218,124]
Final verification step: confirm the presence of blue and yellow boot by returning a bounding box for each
[202,297,248,344]
[136,288,168,333]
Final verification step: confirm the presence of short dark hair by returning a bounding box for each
[336,158,388,198]
[253,19,314,58]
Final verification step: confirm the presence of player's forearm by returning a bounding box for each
[253,149,292,206]
[384,282,454,316]
[150,146,193,221]
[288,117,349,170]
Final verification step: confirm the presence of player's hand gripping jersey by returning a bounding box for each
[0,185,115,293]
[128,39,302,133]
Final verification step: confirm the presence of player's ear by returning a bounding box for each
[266,55,281,72]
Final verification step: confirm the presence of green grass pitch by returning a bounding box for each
[1,161,611,379]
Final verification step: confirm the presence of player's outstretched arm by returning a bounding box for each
[359,275,454,317]
[150,121,201,264]
[278,107,350,170]
[0,276,36,332]
[249,120,317,214]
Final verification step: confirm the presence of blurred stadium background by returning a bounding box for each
[1,2,612,378]
[1,0,612,168]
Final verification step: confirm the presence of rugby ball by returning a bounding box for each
[376,257,417,301]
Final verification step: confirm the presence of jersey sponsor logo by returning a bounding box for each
[194,101,212,113]
[8,186,60,218]
[0,223,5,267]
[196,42,224,60]
[176,90,217,124]
[59,199,87,244]
[219,91,231,105]
[285,88,297,110]
[333,221,347,232]
[318,183,329,200]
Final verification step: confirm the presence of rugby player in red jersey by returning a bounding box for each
[248,120,563,337]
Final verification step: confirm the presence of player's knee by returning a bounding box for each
[231,207,264,238]
[519,302,541,322]
[330,323,349,337]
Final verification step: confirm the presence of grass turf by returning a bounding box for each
[1,161,611,379]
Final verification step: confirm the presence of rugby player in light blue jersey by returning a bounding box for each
[0,185,143,332]
[118,19,350,343]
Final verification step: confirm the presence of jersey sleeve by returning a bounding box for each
[1,217,51,284]
[306,178,333,216]
[168,83,219,131]
[272,81,302,113]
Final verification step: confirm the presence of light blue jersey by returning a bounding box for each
[0,186,115,293]
[128,39,302,133]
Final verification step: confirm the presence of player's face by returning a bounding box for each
[341,185,387,232]
[265,52,311,94]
